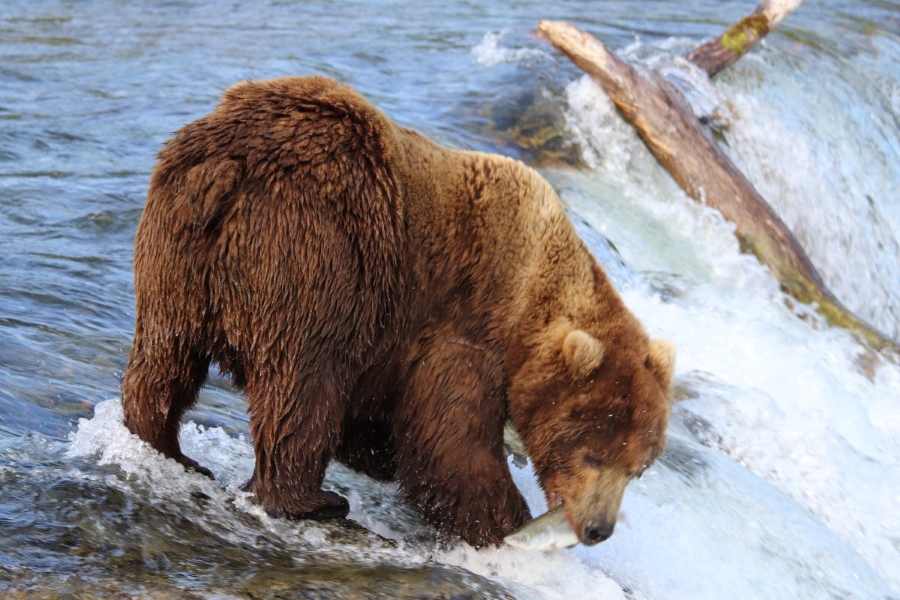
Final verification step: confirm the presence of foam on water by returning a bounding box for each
[66,400,419,566]
[714,55,900,340]
[624,288,900,597]
[471,30,549,67]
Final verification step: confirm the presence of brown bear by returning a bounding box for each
[122,75,675,548]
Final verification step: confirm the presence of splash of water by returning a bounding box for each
[472,30,549,67]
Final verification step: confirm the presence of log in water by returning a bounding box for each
[537,19,898,354]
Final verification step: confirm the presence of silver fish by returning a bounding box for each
[504,506,580,551]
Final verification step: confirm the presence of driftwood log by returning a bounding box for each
[536,19,898,353]
[686,0,804,76]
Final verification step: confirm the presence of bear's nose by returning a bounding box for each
[582,518,615,545]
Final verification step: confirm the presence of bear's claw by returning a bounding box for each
[305,491,351,520]
[175,454,215,480]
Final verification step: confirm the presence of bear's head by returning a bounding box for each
[509,320,676,546]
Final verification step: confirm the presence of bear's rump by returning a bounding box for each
[138,77,415,382]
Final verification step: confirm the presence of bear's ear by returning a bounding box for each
[646,339,676,390]
[562,329,605,380]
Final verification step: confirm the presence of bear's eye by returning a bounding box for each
[582,451,604,467]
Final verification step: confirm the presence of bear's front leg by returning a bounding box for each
[244,369,350,521]
[394,337,531,548]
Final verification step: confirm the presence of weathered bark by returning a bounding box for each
[537,20,897,353]
[686,0,804,77]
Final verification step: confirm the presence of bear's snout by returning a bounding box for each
[553,466,629,546]
[581,515,616,545]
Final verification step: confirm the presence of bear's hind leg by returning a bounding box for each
[394,338,530,548]
[243,366,350,520]
[122,331,212,478]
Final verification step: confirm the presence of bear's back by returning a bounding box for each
[136,77,412,371]
[150,76,404,221]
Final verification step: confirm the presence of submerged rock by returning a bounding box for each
[475,88,586,168]
[240,564,515,600]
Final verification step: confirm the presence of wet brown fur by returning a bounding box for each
[122,76,675,548]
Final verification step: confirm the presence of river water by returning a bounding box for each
[1,1,899,598]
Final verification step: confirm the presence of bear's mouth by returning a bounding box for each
[546,491,580,536]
